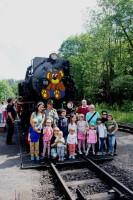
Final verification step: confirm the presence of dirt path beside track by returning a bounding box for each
[0,131,41,200]
[113,131,133,171]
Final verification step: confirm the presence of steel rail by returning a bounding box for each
[118,124,133,134]
[76,189,87,200]
[82,155,133,198]
[50,162,75,200]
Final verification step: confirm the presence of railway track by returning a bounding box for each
[118,123,133,134]
[50,156,133,200]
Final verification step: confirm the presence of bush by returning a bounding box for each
[120,100,133,112]
[96,103,133,123]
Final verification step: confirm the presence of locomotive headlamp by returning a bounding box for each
[50,53,58,60]
[67,101,73,109]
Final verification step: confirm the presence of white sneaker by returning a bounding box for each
[69,155,72,159]
[97,152,102,155]
[78,151,82,155]
[72,155,75,159]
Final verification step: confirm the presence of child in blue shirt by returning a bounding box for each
[58,109,68,141]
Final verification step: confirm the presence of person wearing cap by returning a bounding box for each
[105,114,118,156]
[45,99,59,126]
[76,99,91,118]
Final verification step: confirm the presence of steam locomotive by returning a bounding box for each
[18,53,77,111]
[17,53,77,150]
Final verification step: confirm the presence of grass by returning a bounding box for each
[96,103,133,123]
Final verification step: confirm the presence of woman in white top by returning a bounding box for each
[30,102,45,155]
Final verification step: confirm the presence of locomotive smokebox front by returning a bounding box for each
[19,53,77,105]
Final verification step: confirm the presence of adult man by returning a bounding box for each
[45,99,59,126]
[76,99,90,117]
[6,98,16,145]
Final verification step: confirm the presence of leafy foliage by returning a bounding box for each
[59,0,133,106]
[0,80,18,101]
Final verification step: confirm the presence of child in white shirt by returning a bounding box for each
[97,118,107,154]
[67,127,77,159]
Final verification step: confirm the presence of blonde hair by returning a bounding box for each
[90,104,95,109]
[46,118,52,123]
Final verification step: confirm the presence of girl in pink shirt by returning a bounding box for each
[86,124,97,156]
[77,114,88,154]
[42,119,53,158]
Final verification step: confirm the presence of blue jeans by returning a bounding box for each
[57,146,65,160]
[108,135,116,154]
[99,138,105,153]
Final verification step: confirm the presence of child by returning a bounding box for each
[77,114,88,154]
[68,114,77,135]
[58,109,68,141]
[97,118,107,155]
[67,127,77,159]
[105,114,118,156]
[55,131,65,161]
[51,127,60,159]
[86,124,97,156]
[42,118,53,158]
[28,119,41,161]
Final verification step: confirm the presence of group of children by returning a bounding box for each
[28,108,118,161]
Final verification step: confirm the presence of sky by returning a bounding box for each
[0,0,97,80]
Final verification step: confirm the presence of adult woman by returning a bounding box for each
[30,102,45,155]
[86,104,100,125]
[30,102,45,129]
[86,104,100,153]
[105,114,118,156]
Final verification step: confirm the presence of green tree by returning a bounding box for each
[59,0,133,105]
[0,80,16,101]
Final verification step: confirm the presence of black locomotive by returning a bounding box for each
[18,53,77,107]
